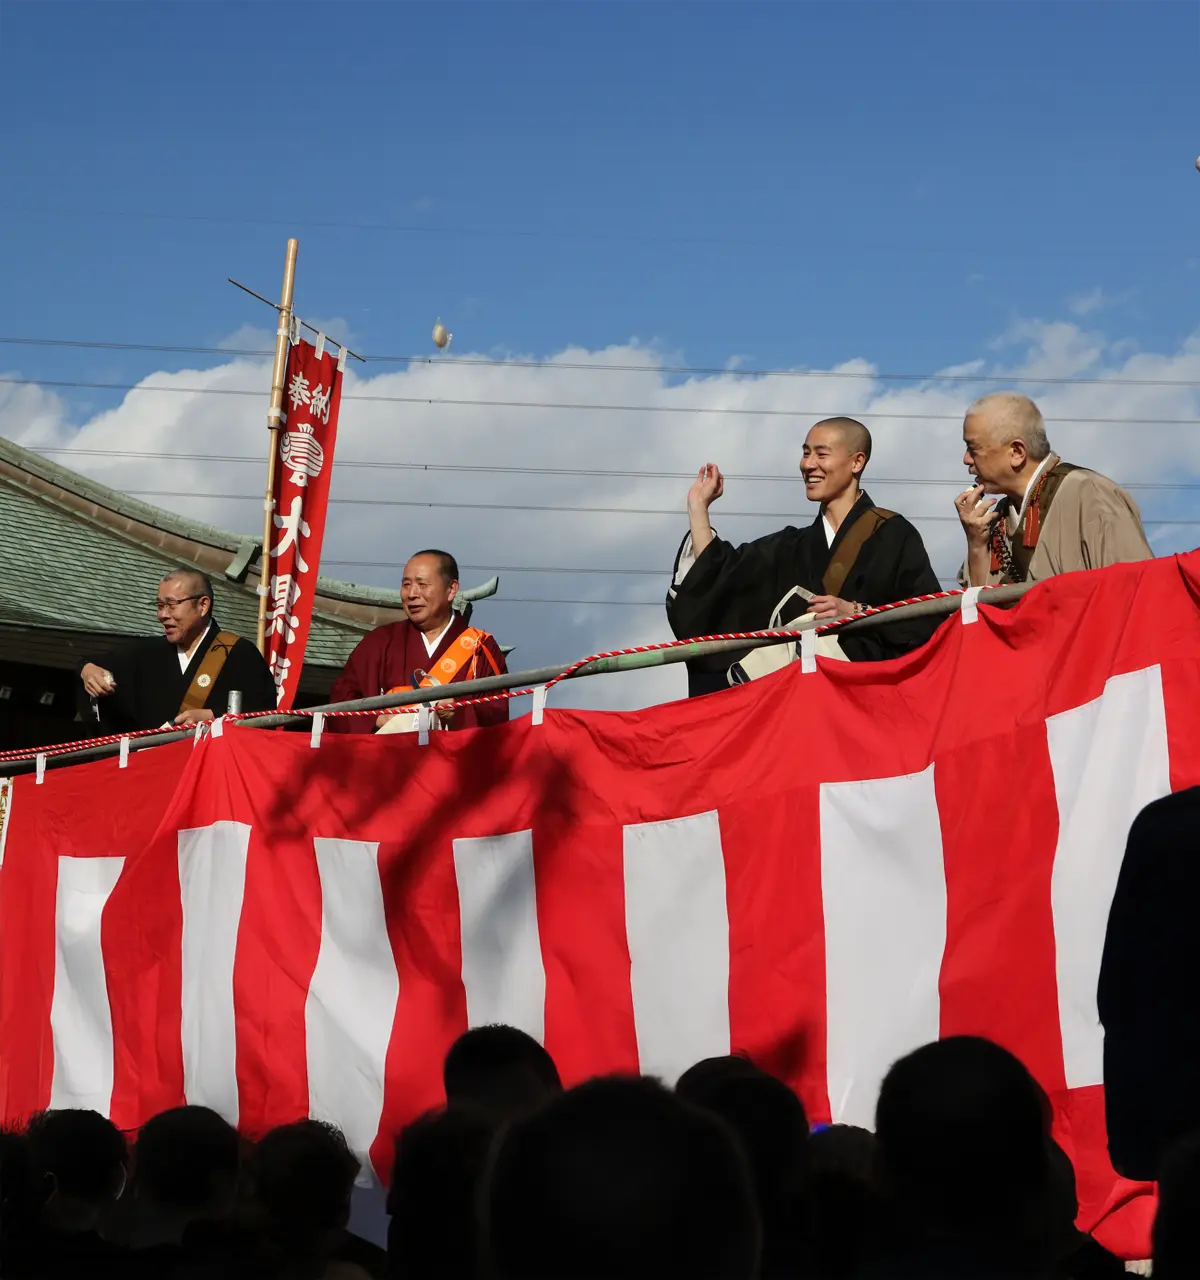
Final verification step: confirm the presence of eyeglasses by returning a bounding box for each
[152,595,204,611]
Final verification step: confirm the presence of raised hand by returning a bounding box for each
[687,463,725,513]
[955,484,999,546]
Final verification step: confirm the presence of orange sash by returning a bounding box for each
[386,627,501,697]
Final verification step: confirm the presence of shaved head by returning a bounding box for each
[964,393,1051,461]
[161,567,214,602]
[801,417,872,506]
[812,417,872,465]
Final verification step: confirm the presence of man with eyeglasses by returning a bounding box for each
[78,567,277,733]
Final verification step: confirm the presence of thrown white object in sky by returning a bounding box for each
[432,320,452,350]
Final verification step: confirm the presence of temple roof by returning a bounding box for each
[0,435,408,692]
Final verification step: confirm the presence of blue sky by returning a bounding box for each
[2,0,1198,706]
[4,0,1196,375]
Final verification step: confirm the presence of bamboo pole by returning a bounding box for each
[256,238,299,654]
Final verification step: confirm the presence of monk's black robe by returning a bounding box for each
[666,491,942,697]
[76,620,277,733]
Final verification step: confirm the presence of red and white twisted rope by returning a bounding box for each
[0,588,969,765]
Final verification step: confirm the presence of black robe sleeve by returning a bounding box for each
[666,528,799,641]
[666,528,807,697]
[836,515,942,662]
[77,632,276,732]
[76,638,159,736]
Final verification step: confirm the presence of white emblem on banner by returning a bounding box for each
[268,653,292,703]
[287,371,312,410]
[279,421,325,487]
[197,674,212,689]
[268,575,303,642]
[309,383,332,425]
[271,496,311,572]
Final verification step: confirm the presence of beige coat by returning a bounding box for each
[960,461,1153,589]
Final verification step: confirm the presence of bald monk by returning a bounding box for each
[329,550,508,733]
[667,417,942,697]
[955,392,1153,588]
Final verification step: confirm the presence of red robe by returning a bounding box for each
[327,614,509,734]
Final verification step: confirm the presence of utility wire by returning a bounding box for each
[327,559,965,585]
[27,446,1200,492]
[329,560,670,576]
[117,489,1200,524]
[4,376,1198,425]
[4,336,1200,389]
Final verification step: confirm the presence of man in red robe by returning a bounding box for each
[328,550,509,733]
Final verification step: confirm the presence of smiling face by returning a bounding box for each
[401,554,459,634]
[800,424,866,504]
[156,572,212,650]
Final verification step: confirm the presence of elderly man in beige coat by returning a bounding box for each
[954,392,1152,588]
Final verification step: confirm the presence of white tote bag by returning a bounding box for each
[727,586,848,685]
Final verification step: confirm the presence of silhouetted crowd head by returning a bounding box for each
[0,1025,1188,1279]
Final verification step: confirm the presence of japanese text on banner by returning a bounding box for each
[265,339,343,709]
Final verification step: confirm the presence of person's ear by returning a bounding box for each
[1009,438,1029,470]
[851,452,866,476]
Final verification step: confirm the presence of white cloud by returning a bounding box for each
[217,323,274,352]
[301,317,358,350]
[3,317,1198,713]
[1068,287,1135,318]
[0,376,69,446]
[1069,287,1109,316]
[218,317,357,354]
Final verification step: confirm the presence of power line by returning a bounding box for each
[117,489,1200,525]
[0,338,272,358]
[4,336,1200,390]
[326,577,980,604]
[464,597,665,607]
[329,560,669,576]
[1,204,1181,258]
[327,559,967,585]
[27,446,1200,492]
[4,376,1198,425]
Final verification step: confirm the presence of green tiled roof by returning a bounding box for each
[0,436,387,669]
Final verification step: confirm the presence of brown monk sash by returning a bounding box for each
[822,508,895,598]
[991,461,1080,583]
[178,631,240,716]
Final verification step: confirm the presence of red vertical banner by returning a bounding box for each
[264,338,344,709]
